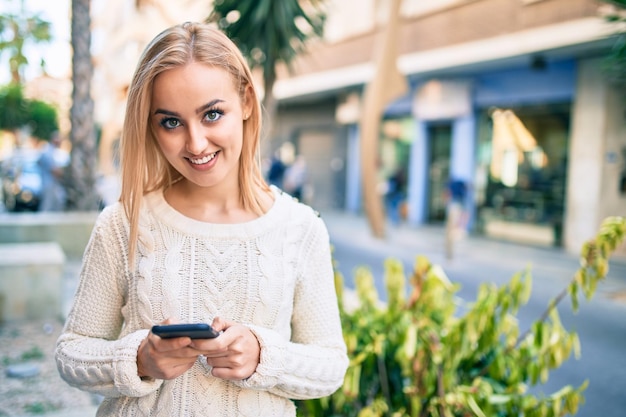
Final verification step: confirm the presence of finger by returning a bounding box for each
[150,339,199,361]
[210,316,232,332]
[190,340,227,355]
[203,326,260,381]
[156,359,197,380]
[138,339,197,380]
[211,363,255,381]
[205,355,244,369]
[151,333,193,353]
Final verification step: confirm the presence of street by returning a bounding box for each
[324,211,626,417]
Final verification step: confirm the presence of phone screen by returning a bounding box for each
[151,323,221,339]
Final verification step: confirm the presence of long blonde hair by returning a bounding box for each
[120,22,268,262]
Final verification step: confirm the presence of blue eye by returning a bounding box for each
[160,117,181,130]
[204,109,224,122]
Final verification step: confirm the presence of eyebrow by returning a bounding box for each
[153,99,226,117]
[195,99,225,114]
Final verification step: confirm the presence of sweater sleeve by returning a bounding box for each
[234,214,348,399]
[55,206,163,398]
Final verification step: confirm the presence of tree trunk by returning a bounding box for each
[262,70,278,158]
[360,0,407,238]
[68,0,100,210]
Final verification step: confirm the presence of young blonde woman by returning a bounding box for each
[55,22,348,416]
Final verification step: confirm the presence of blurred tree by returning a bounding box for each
[0,0,52,84]
[207,0,326,147]
[602,0,626,90]
[0,83,58,143]
[67,0,100,210]
[28,99,59,141]
[0,83,29,133]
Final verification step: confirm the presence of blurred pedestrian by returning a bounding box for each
[385,167,407,225]
[267,151,286,188]
[37,131,68,211]
[283,154,307,200]
[55,22,347,417]
[445,178,468,259]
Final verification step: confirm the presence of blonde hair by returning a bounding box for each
[120,22,268,263]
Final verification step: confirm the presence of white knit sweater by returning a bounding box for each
[55,188,348,416]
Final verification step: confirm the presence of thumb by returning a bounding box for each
[210,316,234,332]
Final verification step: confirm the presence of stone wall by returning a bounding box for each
[0,211,98,259]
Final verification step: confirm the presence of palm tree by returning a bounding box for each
[67,0,100,210]
[207,0,326,149]
[0,0,51,84]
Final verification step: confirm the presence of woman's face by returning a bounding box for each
[150,62,251,190]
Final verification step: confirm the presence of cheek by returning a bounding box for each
[154,136,170,154]
[218,122,245,151]
[154,135,181,162]
[231,130,245,159]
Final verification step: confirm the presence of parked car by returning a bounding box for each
[1,150,43,212]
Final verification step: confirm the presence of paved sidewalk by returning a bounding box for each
[319,209,626,292]
[321,209,573,264]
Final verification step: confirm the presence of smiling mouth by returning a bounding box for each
[188,151,218,165]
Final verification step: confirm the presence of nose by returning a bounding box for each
[186,123,207,155]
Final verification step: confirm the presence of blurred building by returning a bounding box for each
[44,0,624,257]
[90,0,212,179]
[270,0,626,257]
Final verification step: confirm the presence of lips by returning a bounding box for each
[188,151,218,165]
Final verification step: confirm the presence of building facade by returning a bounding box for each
[270,0,626,257]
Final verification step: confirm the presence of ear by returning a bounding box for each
[242,84,254,120]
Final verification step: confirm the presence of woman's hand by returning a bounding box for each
[192,317,261,381]
[137,319,199,380]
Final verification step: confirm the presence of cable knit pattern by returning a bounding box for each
[55,187,348,416]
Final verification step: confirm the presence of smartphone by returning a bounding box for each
[151,323,221,339]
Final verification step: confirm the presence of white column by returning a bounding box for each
[450,115,476,181]
[451,115,477,226]
[345,124,362,213]
[407,121,428,224]
[564,58,607,253]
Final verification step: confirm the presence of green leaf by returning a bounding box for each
[488,394,512,405]
[462,395,486,417]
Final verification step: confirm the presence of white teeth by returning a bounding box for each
[189,152,217,165]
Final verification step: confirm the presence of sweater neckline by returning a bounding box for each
[144,186,286,239]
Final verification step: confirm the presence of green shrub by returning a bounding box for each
[23,401,59,414]
[20,346,44,362]
[0,83,58,140]
[298,216,625,417]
